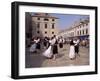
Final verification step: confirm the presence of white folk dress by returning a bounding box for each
[69,45,75,59]
[43,45,53,58]
[29,43,36,52]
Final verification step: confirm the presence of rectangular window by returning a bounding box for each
[52,23,55,29]
[45,23,47,28]
[86,29,88,34]
[52,32,54,34]
[80,30,81,35]
[45,31,47,34]
[83,30,84,35]
[37,23,40,28]
[52,19,55,21]
[37,18,40,20]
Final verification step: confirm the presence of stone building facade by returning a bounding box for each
[58,17,90,40]
[31,13,59,38]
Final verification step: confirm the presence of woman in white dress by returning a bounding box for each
[29,39,36,53]
[69,39,75,60]
[42,39,53,58]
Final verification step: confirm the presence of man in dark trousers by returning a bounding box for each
[74,39,80,57]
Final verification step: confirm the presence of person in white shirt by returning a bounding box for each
[29,38,36,53]
[74,39,80,56]
[59,38,63,48]
[51,35,58,60]
[42,38,53,59]
[35,37,41,53]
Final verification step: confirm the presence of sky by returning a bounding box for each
[50,13,89,30]
[31,12,89,30]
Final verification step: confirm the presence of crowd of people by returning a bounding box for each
[29,35,89,60]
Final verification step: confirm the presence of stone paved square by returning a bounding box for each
[25,44,89,68]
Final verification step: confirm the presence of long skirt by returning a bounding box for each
[43,41,47,47]
[29,43,36,52]
[59,43,63,48]
[43,46,53,58]
[36,43,41,49]
[75,46,79,53]
[69,46,75,59]
[52,45,58,54]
